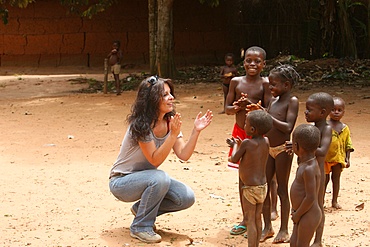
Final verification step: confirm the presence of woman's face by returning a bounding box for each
[159,83,174,113]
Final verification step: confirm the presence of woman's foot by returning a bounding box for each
[130,230,161,243]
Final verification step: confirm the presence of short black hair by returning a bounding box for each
[246,46,266,60]
[293,124,320,152]
[247,110,273,135]
[308,92,334,113]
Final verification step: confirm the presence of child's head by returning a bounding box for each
[305,92,334,123]
[268,64,300,97]
[329,97,345,121]
[224,53,234,66]
[243,46,266,76]
[113,40,120,49]
[292,124,320,154]
[245,110,273,136]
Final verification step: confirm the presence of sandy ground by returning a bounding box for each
[1,68,369,247]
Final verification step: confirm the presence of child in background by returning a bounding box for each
[107,40,123,95]
[303,92,334,247]
[290,124,322,247]
[227,110,273,247]
[325,97,354,209]
[225,46,271,235]
[219,53,238,114]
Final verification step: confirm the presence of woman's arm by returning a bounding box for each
[139,113,182,167]
[173,110,213,161]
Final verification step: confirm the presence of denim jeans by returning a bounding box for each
[109,169,195,233]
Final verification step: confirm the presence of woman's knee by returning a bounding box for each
[149,170,171,191]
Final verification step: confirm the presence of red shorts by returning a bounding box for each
[228,123,251,169]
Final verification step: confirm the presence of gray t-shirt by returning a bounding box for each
[110,125,183,176]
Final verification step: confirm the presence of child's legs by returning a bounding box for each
[331,164,342,207]
[262,156,275,231]
[271,174,279,219]
[297,206,321,246]
[290,224,298,247]
[256,203,263,242]
[314,166,326,244]
[239,177,247,225]
[245,199,258,247]
[275,152,293,232]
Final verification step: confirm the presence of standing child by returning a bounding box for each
[219,53,238,114]
[290,124,322,247]
[257,64,300,243]
[325,97,354,209]
[107,40,123,95]
[304,92,334,247]
[227,110,273,247]
[225,46,271,235]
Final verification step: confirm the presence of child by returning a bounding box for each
[225,46,271,235]
[258,64,300,243]
[227,110,273,247]
[107,40,123,95]
[219,53,238,114]
[290,124,322,247]
[325,97,354,209]
[304,92,334,247]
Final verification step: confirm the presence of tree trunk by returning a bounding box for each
[157,0,176,78]
[337,0,357,58]
[148,0,157,74]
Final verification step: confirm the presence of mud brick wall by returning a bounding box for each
[0,1,235,68]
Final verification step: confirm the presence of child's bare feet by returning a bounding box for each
[260,228,274,242]
[310,242,323,247]
[271,211,279,221]
[273,230,290,243]
[332,202,342,209]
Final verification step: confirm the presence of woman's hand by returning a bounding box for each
[194,109,213,132]
[170,112,182,137]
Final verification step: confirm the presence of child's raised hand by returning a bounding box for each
[246,100,264,113]
[226,137,241,148]
[170,113,182,136]
[194,110,213,132]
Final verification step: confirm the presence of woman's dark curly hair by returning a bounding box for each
[127,76,176,142]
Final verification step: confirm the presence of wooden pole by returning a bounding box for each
[104,58,108,94]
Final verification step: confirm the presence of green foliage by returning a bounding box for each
[60,0,117,18]
[0,0,34,24]
[199,0,220,7]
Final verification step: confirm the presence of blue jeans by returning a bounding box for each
[109,169,195,233]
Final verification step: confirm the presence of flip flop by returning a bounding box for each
[230,225,247,235]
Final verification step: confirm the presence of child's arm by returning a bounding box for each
[225,79,240,115]
[228,138,245,163]
[316,125,332,158]
[270,97,299,134]
[262,78,272,107]
[291,166,317,224]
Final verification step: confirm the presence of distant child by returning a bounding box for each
[107,40,123,95]
[304,92,334,247]
[225,46,271,235]
[290,124,322,247]
[227,110,273,247]
[250,64,300,243]
[325,97,354,209]
[219,53,238,114]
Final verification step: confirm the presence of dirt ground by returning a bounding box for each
[1,67,369,247]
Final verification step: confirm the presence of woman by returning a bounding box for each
[109,76,213,243]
